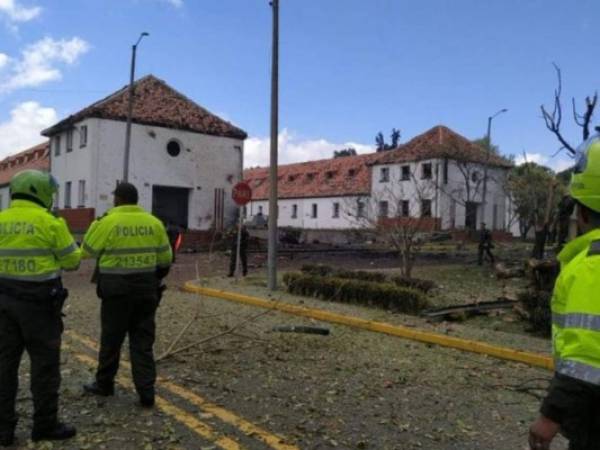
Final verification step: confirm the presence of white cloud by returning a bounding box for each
[158,0,183,7]
[0,101,56,157]
[0,53,8,69]
[0,0,41,24]
[515,152,574,173]
[0,37,90,93]
[244,128,373,168]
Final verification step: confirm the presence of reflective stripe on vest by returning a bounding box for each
[55,242,78,258]
[103,245,171,256]
[553,312,600,331]
[556,358,600,385]
[0,248,53,256]
[98,267,156,275]
[0,271,61,282]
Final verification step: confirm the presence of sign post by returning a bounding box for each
[232,182,252,280]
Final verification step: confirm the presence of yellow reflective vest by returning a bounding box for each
[0,199,81,282]
[553,228,600,384]
[81,205,172,275]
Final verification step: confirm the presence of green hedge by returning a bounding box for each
[300,264,434,292]
[283,272,430,314]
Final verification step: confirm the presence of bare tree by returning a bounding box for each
[541,63,597,155]
[345,169,435,278]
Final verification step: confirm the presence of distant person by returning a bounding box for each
[228,225,249,277]
[165,221,181,263]
[81,182,172,408]
[477,222,495,265]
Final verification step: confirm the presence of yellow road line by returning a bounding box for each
[67,330,299,450]
[184,283,555,371]
[63,342,243,450]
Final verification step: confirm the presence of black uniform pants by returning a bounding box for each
[477,245,495,265]
[541,374,600,450]
[96,295,158,397]
[0,296,62,435]
[228,246,248,276]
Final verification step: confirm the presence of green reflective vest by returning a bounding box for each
[0,199,81,282]
[553,228,600,384]
[82,205,172,275]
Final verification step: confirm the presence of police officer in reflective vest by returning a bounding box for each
[82,182,172,407]
[0,170,81,446]
[529,134,600,450]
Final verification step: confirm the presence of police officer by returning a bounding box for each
[529,134,600,450]
[81,182,172,407]
[477,222,495,265]
[0,170,81,446]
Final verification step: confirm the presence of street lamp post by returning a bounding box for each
[267,0,279,291]
[123,32,149,182]
[480,108,507,230]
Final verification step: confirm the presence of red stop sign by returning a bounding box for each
[232,182,252,206]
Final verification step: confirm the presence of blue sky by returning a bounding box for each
[0,0,597,169]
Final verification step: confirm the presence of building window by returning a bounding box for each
[401,165,410,181]
[400,200,410,217]
[421,199,432,217]
[66,129,73,153]
[471,171,480,183]
[347,168,356,178]
[380,167,390,182]
[325,171,336,180]
[421,163,432,180]
[64,181,72,208]
[167,140,181,157]
[357,200,366,218]
[378,201,389,218]
[311,203,318,218]
[54,135,61,156]
[80,125,88,148]
[443,159,448,184]
[78,180,86,207]
[291,204,298,219]
[306,173,316,182]
[332,202,340,218]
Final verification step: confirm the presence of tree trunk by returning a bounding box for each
[531,225,549,259]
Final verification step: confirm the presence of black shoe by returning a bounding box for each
[139,393,155,408]
[31,423,76,442]
[0,431,14,447]
[83,381,114,397]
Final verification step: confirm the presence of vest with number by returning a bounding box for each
[553,228,600,384]
[82,205,172,275]
[0,199,80,282]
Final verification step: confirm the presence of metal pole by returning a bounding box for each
[123,44,136,182]
[267,0,279,291]
[480,109,507,230]
[123,32,148,183]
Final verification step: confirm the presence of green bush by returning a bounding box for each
[392,276,436,293]
[300,264,434,292]
[283,272,430,314]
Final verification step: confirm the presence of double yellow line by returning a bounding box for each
[65,330,298,450]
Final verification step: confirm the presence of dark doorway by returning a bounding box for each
[152,186,189,229]
[465,201,478,231]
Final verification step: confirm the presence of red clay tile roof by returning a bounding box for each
[41,75,247,139]
[244,126,512,201]
[0,141,50,186]
[372,125,512,168]
[244,152,380,201]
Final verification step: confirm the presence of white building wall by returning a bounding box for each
[247,195,365,229]
[51,118,244,230]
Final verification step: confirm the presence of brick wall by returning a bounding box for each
[57,208,96,233]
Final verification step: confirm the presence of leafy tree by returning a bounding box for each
[375,128,401,152]
[333,148,357,158]
[507,162,565,257]
[473,137,500,154]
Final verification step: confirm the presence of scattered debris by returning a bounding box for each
[421,299,518,320]
[271,325,330,335]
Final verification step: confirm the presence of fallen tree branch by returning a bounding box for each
[157,308,273,362]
